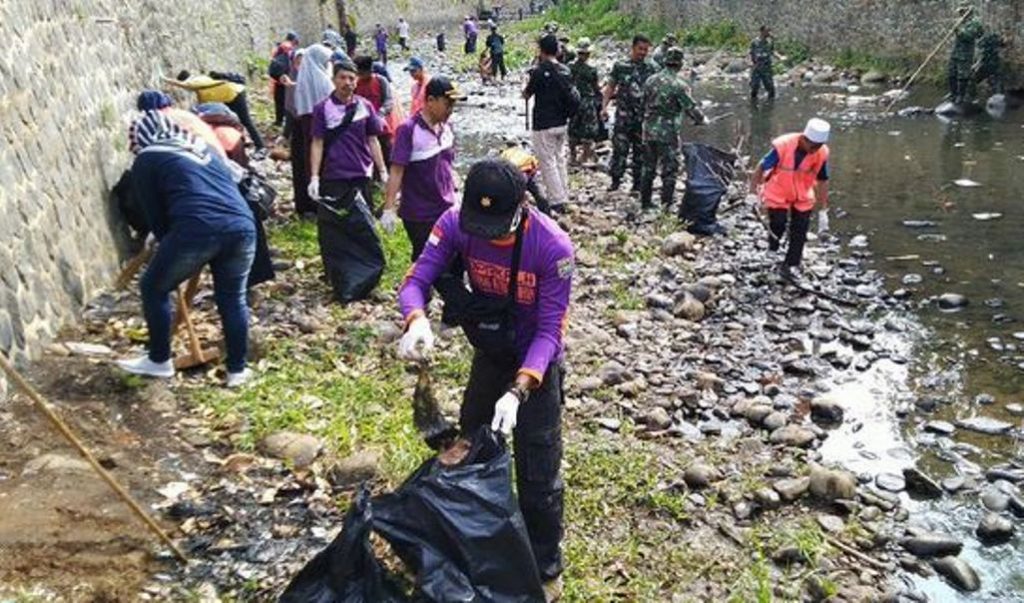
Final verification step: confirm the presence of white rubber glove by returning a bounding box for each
[490,391,521,435]
[380,209,398,234]
[144,232,158,250]
[817,207,830,235]
[307,177,321,200]
[398,316,435,360]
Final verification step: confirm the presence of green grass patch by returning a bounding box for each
[832,48,907,75]
[269,218,319,259]
[680,20,747,51]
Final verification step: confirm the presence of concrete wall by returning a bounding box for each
[0,0,319,364]
[620,0,1024,76]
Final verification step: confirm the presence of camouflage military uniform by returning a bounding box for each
[652,38,676,68]
[640,52,702,209]
[569,59,601,143]
[749,36,775,100]
[608,58,659,188]
[948,14,983,103]
[976,32,1004,94]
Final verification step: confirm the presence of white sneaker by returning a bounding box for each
[116,355,174,378]
[226,368,254,388]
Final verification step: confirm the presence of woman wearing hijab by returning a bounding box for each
[291,44,334,217]
[117,111,257,387]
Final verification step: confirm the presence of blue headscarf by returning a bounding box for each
[136,90,173,111]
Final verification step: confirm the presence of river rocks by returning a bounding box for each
[985,466,1024,483]
[817,513,845,534]
[875,472,905,493]
[931,556,981,592]
[937,293,968,311]
[598,360,629,386]
[595,417,621,432]
[672,293,706,322]
[258,431,322,469]
[724,59,747,74]
[770,425,817,448]
[661,232,696,256]
[1006,403,1024,417]
[903,468,943,499]
[923,420,955,436]
[326,449,380,487]
[860,70,886,84]
[743,403,774,426]
[683,463,720,489]
[901,533,963,557]
[975,512,1014,545]
[773,477,810,502]
[763,411,788,431]
[956,416,1013,435]
[810,398,844,425]
[981,487,1010,512]
[642,407,673,430]
[754,487,781,509]
[809,466,857,502]
[23,453,92,475]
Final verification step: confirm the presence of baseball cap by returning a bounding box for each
[425,76,467,101]
[459,159,527,239]
[403,56,425,72]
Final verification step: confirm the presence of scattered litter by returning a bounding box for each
[972,213,1003,221]
[887,131,901,136]
[158,481,191,501]
[953,178,981,187]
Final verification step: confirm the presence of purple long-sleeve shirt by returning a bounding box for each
[399,207,574,382]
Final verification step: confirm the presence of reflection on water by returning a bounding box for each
[451,75,1024,599]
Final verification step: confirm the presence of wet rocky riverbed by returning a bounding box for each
[438,39,1024,600]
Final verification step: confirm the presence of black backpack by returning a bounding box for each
[208,70,246,85]
[268,53,290,80]
[552,63,581,120]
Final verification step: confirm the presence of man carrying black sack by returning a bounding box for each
[397,159,574,602]
[308,56,390,302]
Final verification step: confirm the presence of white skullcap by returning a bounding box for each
[803,118,831,144]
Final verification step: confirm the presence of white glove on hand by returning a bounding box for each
[490,391,521,435]
[817,207,830,235]
[380,209,398,234]
[144,232,158,250]
[398,316,435,360]
[307,177,321,200]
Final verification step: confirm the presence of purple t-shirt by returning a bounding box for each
[399,207,575,382]
[391,113,456,223]
[375,30,388,51]
[311,94,385,181]
[464,21,478,37]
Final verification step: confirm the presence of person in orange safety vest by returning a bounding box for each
[749,117,831,281]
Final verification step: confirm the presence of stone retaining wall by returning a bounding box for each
[620,0,1023,80]
[0,0,319,364]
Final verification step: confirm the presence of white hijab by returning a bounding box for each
[294,44,334,116]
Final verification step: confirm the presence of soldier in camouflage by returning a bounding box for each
[749,25,776,102]
[975,30,1004,95]
[948,3,983,104]
[639,47,706,211]
[652,33,679,68]
[601,34,658,192]
[569,38,602,166]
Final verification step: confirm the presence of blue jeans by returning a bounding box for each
[140,229,256,372]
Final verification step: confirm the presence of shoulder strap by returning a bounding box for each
[321,100,361,164]
[507,212,527,304]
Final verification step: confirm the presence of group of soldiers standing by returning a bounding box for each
[948,3,1004,105]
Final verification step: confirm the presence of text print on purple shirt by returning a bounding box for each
[399,207,575,383]
[311,94,385,181]
[390,113,457,223]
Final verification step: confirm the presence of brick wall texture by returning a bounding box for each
[0,0,320,364]
[621,0,1024,77]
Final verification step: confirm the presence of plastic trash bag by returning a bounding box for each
[317,189,384,304]
[679,143,737,236]
[280,428,544,603]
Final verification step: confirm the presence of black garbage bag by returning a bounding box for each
[280,428,545,603]
[317,189,384,304]
[679,143,737,235]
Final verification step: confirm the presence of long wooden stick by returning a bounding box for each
[885,10,973,112]
[0,351,189,563]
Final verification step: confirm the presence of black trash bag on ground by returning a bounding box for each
[679,143,737,235]
[317,190,384,304]
[280,428,545,603]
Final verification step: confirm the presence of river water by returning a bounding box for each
[445,67,1024,599]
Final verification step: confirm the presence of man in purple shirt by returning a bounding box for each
[463,15,479,54]
[397,159,574,597]
[374,24,389,65]
[308,56,388,208]
[382,76,463,256]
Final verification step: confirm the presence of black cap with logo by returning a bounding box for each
[459,159,527,239]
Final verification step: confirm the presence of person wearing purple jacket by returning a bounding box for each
[397,159,574,598]
[374,24,389,65]
[463,15,479,54]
